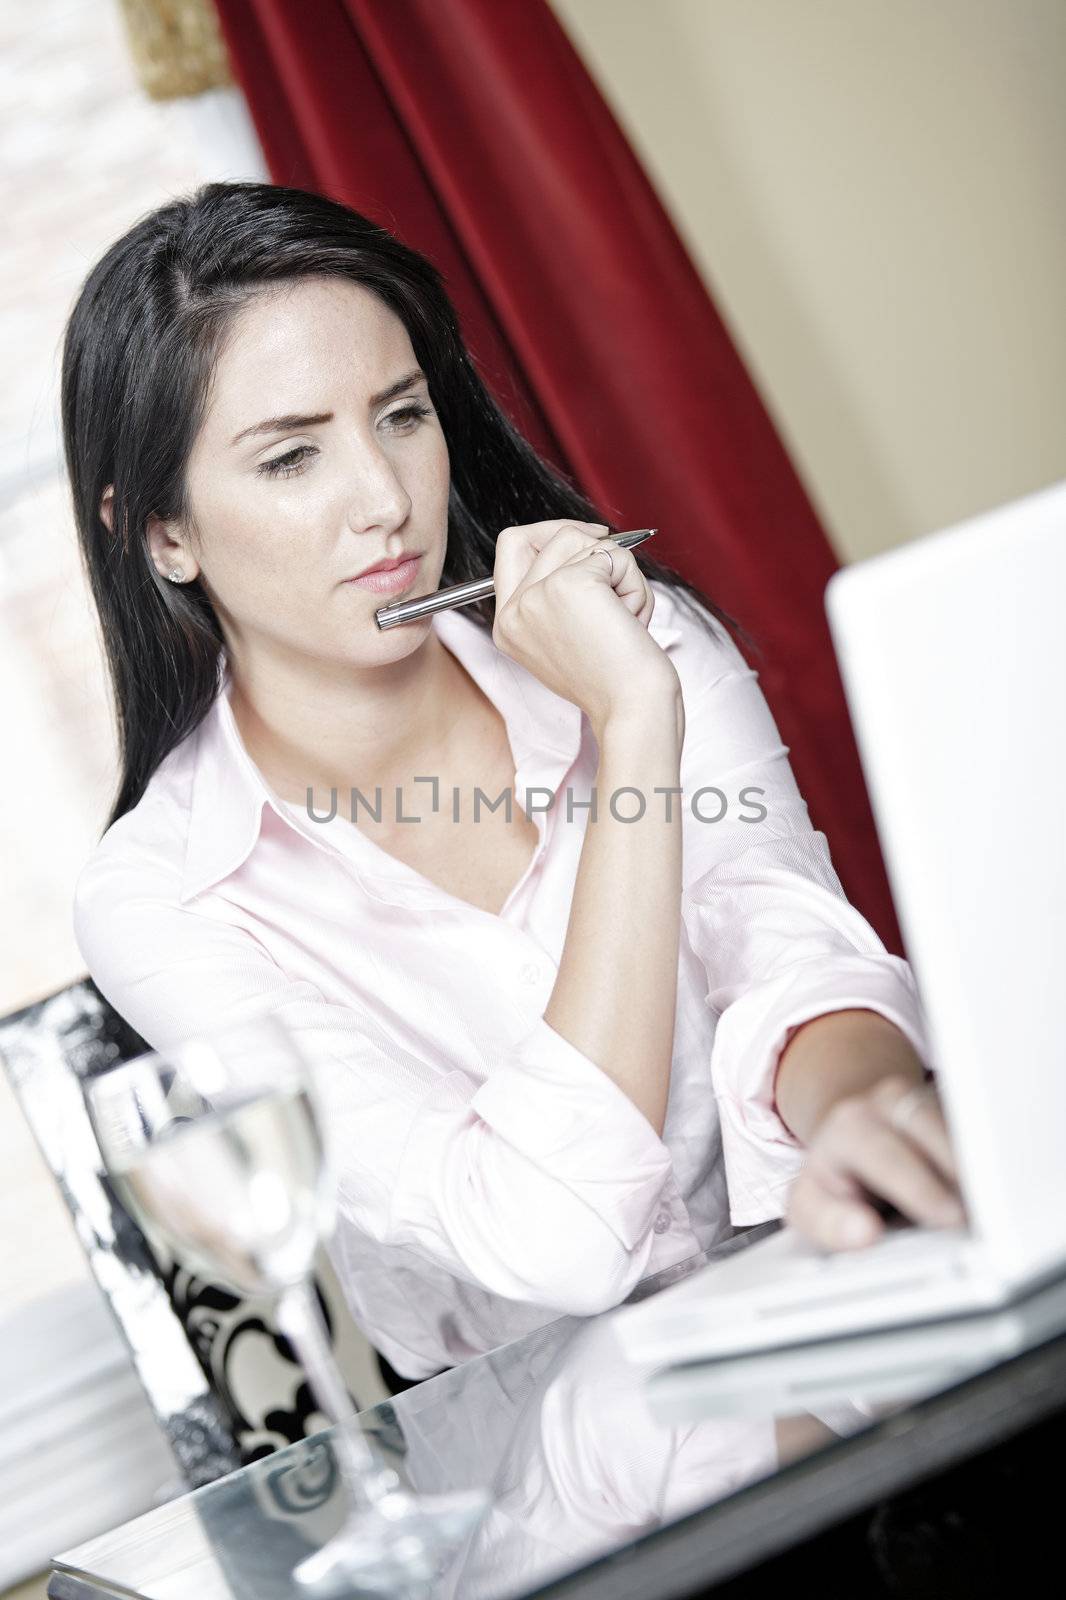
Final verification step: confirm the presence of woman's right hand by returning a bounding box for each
[490,521,682,735]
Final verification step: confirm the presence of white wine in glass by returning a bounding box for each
[86,1012,489,1596]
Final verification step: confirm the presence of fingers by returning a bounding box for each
[870,1074,961,1188]
[785,1087,967,1252]
[786,1155,886,1252]
[519,521,614,588]
[493,520,611,609]
[556,537,653,624]
[844,1086,967,1223]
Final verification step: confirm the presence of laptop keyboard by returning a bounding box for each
[777,1221,972,1281]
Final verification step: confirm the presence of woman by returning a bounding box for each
[65,181,964,1390]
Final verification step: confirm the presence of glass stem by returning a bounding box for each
[275,1275,394,1508]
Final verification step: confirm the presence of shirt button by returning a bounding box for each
[520,963,541,985]
[653,1211,671,1235]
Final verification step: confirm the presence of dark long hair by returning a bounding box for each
[61,180,753,834]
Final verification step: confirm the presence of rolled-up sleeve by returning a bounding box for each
[73,856,674,1322]
[467,1018,675,1253]
[662,592,933,1226]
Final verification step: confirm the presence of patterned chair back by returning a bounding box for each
[0,977,385,1489]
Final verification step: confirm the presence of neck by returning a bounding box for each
[226,631,470,808]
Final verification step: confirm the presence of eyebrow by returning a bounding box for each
[229,368,428,446]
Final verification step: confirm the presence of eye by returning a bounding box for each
[383,402,433,431]
[257,445,317,478]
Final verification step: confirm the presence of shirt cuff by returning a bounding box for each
[710,953,933,1226]
[469,1016,675,1252]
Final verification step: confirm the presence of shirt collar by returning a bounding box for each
[178,603,587,908]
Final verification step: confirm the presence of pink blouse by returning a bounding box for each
[72,579,932,1378]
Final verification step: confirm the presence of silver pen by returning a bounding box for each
[375,527,658,630]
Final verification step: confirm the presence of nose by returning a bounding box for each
[345,437,412,537]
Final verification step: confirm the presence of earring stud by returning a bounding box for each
[168,568,185,583]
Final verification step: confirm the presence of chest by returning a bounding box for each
[355,743,541,918]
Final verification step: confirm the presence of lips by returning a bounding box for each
[351,553,419,579]
[343,553,423,596]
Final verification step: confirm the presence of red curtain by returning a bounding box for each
[212,0,905,954]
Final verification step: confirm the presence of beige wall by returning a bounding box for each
[550,0,1066,562]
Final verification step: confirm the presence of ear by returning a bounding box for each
[99,486,200,585]
[144,509,195,583]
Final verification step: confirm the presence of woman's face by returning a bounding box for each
[162,275,450,670]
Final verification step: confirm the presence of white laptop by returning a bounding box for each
[643,1267,1066,1422]
[614,479,1066,1368]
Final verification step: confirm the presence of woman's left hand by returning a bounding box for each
[784,1074,968,1251]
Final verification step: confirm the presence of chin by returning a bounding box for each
[356,615,433,657]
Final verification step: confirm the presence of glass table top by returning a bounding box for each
[49,1224,1066,1600]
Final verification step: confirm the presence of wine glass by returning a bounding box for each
[85,1011,489,1595]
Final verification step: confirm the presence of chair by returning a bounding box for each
[0,976,388,1490]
